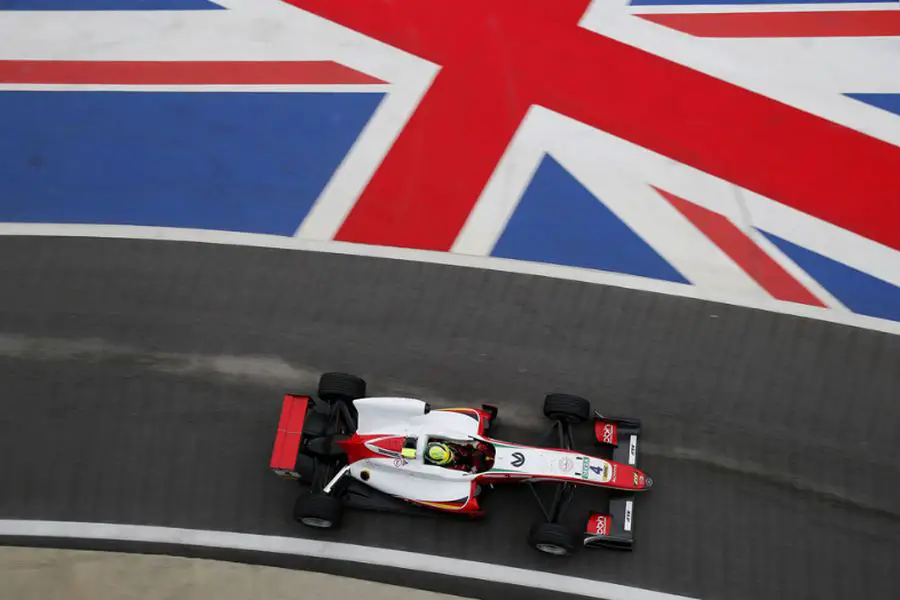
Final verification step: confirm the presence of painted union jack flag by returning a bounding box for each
[0,0,898,330]
[628,0,900,38]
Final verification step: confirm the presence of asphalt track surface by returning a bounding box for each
[0,236,898,600]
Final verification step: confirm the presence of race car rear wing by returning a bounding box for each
[269,394,311,479]
[585,411,643,550]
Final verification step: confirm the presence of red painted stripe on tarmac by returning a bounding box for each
[0,60,385,85]
[656,187,826,307]
[334,62,529,250]
[637,10,900,38]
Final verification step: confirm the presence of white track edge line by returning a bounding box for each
[1,223,897,337]
[0,519,699,600]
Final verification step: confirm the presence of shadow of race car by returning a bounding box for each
[269,372,653,556]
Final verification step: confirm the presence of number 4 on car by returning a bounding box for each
[269,372,653,557]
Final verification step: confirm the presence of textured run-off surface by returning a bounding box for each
[0,547,471,600]
[0,236,898,600]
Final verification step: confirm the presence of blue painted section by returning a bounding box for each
[630,0,887,5]
[0,91,384,236]
[845,94,900,117]
[0,0,222,9]
[761,231,900,322]
[492,155,689,284]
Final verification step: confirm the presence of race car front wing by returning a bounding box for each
[583,494,636,550]
[583,411,644,550]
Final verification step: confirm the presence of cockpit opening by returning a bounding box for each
[423,438,495,473]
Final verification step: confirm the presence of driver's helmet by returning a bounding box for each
[425,441,454,466]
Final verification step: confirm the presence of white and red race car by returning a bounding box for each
[270,372,653,556]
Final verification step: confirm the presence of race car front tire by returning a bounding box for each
[318,372,367,405]
[527,522,578,556]
[543,393,591,424]
[293,492,343,529]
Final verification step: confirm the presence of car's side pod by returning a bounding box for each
[584,410,645,551]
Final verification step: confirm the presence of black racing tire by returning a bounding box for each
[293,492,343,529]
[527,522,578,556]
[543,393,591,424]
[318,372,366,404]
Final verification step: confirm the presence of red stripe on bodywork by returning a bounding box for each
[637,10,900,38]
[0,60,385,85]
[368,436,405,454]
[340,433,399,464]
[656,188,825,307]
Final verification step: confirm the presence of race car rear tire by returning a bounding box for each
[543,393,591,424]
[294,492,343,529]
[527,522,578,556]
[318,372,367,404]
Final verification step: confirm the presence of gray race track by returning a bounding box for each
[0,236,898,600]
